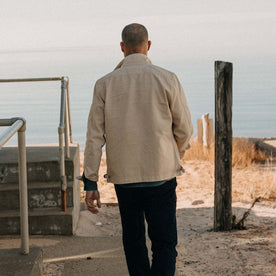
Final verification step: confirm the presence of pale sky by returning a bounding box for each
[1,0,276,61]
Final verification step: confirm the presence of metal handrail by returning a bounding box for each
[0,77,72,212]
[0,118,29,255]
[0,77,63,82]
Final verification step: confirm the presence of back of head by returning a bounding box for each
[122,23,148,48]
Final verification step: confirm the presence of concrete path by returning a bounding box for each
[0,247,43,276]
[0,236,128,275]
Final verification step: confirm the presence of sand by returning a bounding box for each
[78,151,276,275]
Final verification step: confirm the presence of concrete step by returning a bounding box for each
[0,207,77,235]
[0,145,79,184]
[0,181,74,210]
[0,144,80,235]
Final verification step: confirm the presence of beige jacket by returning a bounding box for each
[84,53,193,184]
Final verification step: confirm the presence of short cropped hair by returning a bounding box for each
[122,23,148,48]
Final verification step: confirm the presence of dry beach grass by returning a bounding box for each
[183,138,276,202]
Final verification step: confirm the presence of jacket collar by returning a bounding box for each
[114,53,152,70]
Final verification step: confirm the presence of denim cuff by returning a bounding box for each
[82,172,98,191]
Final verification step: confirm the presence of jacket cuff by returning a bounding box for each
[82,172,98,191]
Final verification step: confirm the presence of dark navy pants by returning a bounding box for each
[115,178,178,276]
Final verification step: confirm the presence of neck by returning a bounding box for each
[124,49,147,57]
[121,41,151,57]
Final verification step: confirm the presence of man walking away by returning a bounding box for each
[82,23,193,276]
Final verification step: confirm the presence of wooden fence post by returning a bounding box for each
[214,61,233,231]
[197,119,203,144]
[202,113,214,148]
[197,113,214,147]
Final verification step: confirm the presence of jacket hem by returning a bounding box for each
[106,170,184,185]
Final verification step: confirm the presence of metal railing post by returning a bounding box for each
[65,77,73,143]
[59,79,67,212]
[0,117,29,255]
[17,123,29,254]
[64,79,70,159]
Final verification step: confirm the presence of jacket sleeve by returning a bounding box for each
[83,80,106,182]
[169,74,193,159]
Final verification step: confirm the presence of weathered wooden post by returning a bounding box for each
[214,61,233,231]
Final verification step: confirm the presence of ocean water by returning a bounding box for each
[0,50,275,149]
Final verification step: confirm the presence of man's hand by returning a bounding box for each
[85,190,101,214]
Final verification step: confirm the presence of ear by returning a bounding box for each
[120,42,125,53]
[147,41,151,51]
